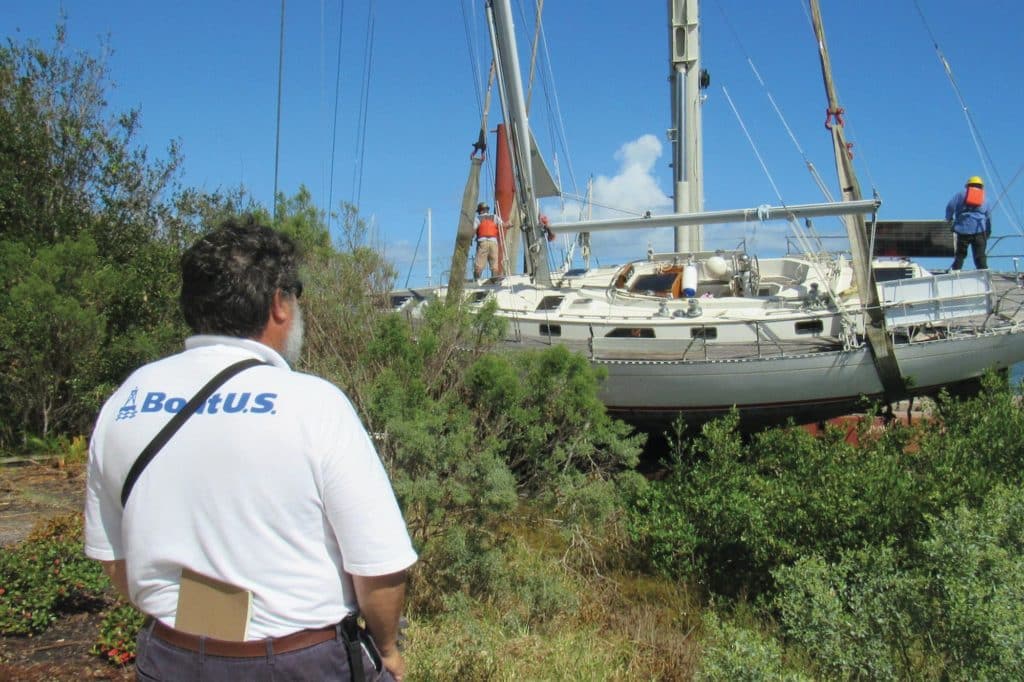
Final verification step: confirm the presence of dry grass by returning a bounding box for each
[404,518,704,681]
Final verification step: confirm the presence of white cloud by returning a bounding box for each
[592,134,672,219]
[549,134,675,262]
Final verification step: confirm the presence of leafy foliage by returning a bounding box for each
[696,612,808,682]
[915,484,1024,678]
[93,602,146,667]
[0,514,107,635]
[627,411,925,596]
[298,216,644,613]
[773,547,926,680]
[0,26,191,446]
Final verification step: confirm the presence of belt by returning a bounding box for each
[151,620,337,658]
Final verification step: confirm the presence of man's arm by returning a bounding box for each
[100,559,130,601]
[945,195,958,223]
[353,570,408,680]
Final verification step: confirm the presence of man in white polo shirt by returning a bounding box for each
[85,217,416,680]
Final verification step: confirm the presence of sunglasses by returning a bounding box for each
[284,281,303,299]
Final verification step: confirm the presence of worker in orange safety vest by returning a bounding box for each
[473,202,503,280]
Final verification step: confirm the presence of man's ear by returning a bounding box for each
[269,289,291,325]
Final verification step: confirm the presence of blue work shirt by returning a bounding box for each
[945,190,992,235]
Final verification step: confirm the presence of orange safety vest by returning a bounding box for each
[476,214,500,239]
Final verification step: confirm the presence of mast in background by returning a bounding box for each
[809,0,903,402]
[487,0,552,286]
[668,0,704,253]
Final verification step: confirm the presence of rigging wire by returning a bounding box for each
[273,0,286,222]
[404,212,429,288]
[721,85,786,207]
[459,0,495,201]
[460,0,486,117]
[912,0,1023,234]
[720,86,844,309]
[716,1,835,203]
[350,0,376,209]
[791,1,880,199]
[525,0,544,113]
[319,0,326,211]
[326,0,347,231]
[715,0,868,298]
[536,19,579,202]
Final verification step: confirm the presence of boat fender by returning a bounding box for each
[683,263,698,297]
[705,255,730,279]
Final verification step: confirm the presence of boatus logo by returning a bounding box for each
[115,387,278,421]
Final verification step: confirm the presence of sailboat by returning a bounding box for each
[393,0,1024,430]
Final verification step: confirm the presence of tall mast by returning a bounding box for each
[669,0,704,253]
[486,0,552,286]
[809,0,903,401]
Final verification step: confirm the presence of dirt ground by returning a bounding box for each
[0,458,134,681]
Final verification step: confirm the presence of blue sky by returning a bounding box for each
[6,1,1023,285]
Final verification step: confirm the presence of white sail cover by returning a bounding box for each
[529,130,560,198]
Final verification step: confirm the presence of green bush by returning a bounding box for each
[773,547,926,680]
[93,602,147,667]
[771,485,1024,680]
[696,611,809,681]
[916,484,1024,679]
[0,514,107,635]
[627,412,925,595]
[914,372,1024,510]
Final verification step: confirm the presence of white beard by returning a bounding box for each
[283,300,304,366]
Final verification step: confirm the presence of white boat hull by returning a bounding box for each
[594,329,1024,427]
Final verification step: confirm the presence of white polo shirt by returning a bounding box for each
[85,336,417,639]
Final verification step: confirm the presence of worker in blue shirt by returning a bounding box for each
[946,175,992,270]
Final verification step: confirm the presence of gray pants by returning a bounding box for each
[134,621,392,681]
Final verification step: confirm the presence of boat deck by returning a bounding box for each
[504,272,1024,364]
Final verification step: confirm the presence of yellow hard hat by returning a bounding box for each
[966,175,984,187]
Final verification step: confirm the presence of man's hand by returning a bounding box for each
[352,571,408,680]
[379,647,406,681]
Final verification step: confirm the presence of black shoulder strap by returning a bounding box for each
[120,358,267,507]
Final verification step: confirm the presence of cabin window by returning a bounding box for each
[873,267,916,282]
[605,327,656,338]
[536,295,564,311]
[630,272,679,296]
[540,324,561,337]
[390,294,412,308]
[795,319,824,335]
[691,327,717,340]
[468,291,489,304]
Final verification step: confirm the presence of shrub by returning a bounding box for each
[696,611,809,681]
[628,408,937,595]
[916,484,1024,678]
[0,513,107,635]
[93,602,146,667]
[772,547,926,680]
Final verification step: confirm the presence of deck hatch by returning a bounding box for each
[536,295,565,311]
